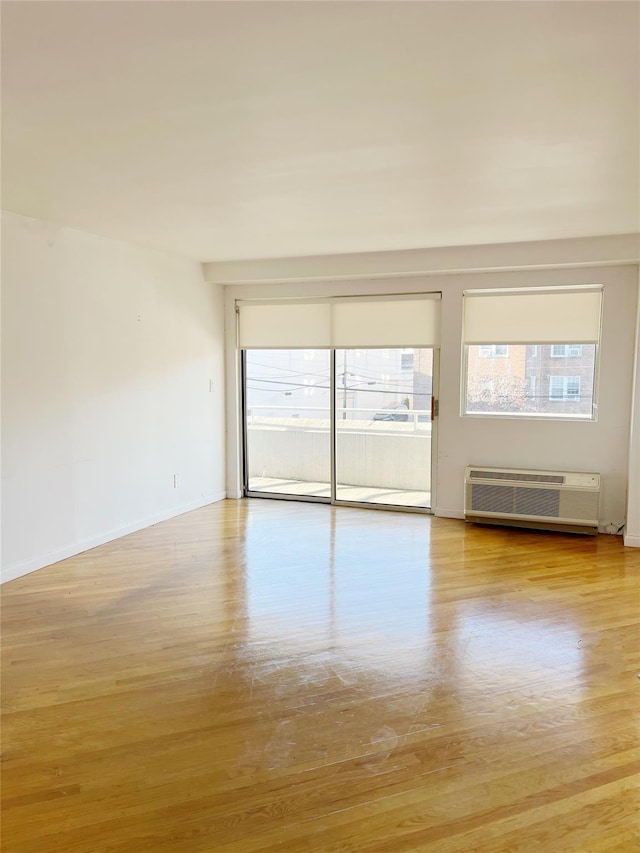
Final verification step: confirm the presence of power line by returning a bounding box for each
[246,376,420,391]
[246,360,331,378]
[246,385,427,396]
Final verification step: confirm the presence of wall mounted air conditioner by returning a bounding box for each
[464,466,600,535]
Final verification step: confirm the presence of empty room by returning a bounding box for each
[1,2,639,852]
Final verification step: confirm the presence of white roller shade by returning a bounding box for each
[238,295,441,349]
[238,302,331,348]
[463,287,603,345]
[331,296,440,347]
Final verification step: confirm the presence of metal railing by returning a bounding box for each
[246,405,432,432]
[245,407,433,490]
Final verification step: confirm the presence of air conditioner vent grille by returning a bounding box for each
[464,466,600,533]
[469,484,561,517]
[468,469,565,484]
[515,487,561,517]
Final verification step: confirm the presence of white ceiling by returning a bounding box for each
[2,1,638,262]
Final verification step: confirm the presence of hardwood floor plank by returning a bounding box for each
[2,500,639,852]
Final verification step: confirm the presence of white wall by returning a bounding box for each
[207,234,640,284]
[1,212,226,583]
[624,270,640,546]
[436,265,637,527]
[220,262,638,534]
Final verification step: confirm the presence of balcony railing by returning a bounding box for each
[246,406,432,492]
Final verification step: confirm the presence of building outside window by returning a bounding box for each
[465,344,596,416]
[551,344,583,357]
[401,351,414,371]
[479,345,509,357]
[462,286,602,419]
[549,375,581,400]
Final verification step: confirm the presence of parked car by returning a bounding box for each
[372,405,409,422]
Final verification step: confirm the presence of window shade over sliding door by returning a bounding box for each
[463,286,603,345]
[331,296,440,347]
[237,302,331,349]
[237,294,440,349]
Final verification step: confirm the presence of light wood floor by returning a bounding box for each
[2,500,639,853]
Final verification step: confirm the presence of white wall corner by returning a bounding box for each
[1,492,227,585]
[2,212,227,582]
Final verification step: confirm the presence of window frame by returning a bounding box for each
[549,375,581,401]
[551,344,583,358]
[400,352,415,371]
[461,285,602,422]
[478,344,509,358]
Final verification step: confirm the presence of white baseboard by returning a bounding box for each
[623,533,640,548]
[1,492,227,585]
[433,508,465,520]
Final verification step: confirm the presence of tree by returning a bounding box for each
[465,374,533,414]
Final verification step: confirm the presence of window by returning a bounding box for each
[465,344,595,416]
[462,286,602,419]
[551,344,583,357]
[401,351,414,370]
[549,376,581,400]
[479,345,509,357]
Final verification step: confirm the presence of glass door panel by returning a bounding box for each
[244,349,331,499]
[334,348,433,508]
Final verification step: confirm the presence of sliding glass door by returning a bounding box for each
[334,348,433,508]
[244,347,435,510]
[244,349,331,499]
[239,295,440,511]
